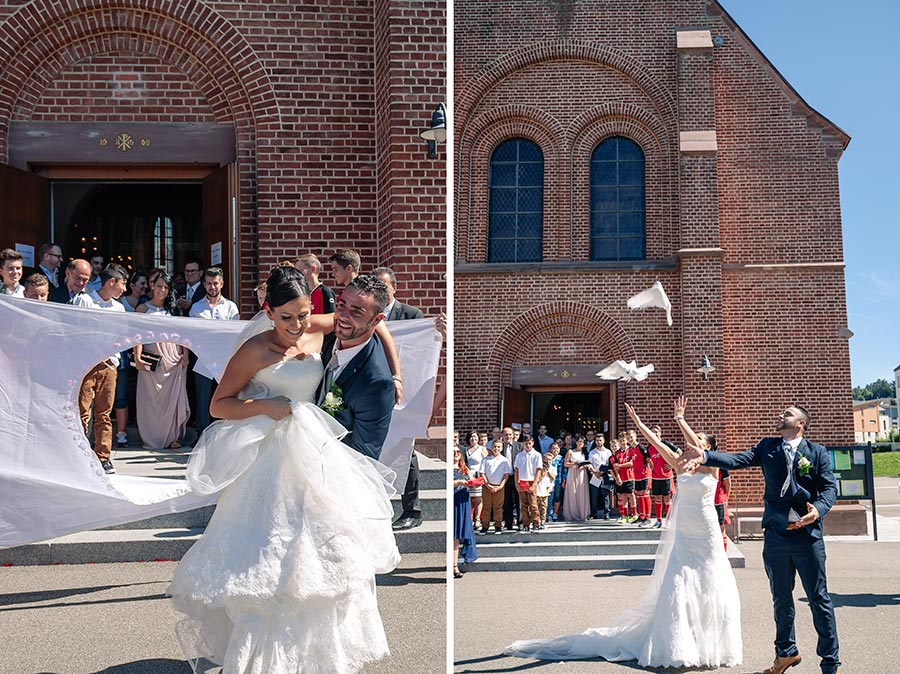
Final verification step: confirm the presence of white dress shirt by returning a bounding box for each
[330,337,371,381]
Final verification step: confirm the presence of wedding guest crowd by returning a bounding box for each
[5,244,430,485]
[462,418,721,534]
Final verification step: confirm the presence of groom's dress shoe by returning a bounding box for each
[761,654,802,674]
[392,516,422,531]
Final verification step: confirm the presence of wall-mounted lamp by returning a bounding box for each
[420,103,447,158]
[697,354,716,380]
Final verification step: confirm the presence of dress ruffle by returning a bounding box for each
[507,472,742,668]
[169,402,399,674]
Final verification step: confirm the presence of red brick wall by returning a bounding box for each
[0,0,446,319]
[24,54,220,123]
[454,0,853,505]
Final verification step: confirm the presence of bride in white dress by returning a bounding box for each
[507,400,742,669]
[168,267,400,674]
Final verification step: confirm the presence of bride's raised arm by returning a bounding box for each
[210,336,292,421]
[673,395,703,450]
[624,403,681,473]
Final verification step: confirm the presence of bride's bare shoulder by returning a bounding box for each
[230,331,276,366]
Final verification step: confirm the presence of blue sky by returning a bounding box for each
[719,1,900,388]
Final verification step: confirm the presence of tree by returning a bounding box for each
[852,378,897,401]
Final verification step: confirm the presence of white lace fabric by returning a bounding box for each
[507,472,742,668]
[169,357,400,674]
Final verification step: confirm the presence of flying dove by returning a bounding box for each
[627,281,672,326]
[596,360,655,382]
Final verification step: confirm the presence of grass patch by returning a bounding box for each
[872,451,900,477]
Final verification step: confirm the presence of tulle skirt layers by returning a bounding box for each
[168,403,399,674]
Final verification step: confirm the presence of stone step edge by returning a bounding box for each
[391,489,444,500]
[27,521,445,545]
[469,558,746,570]
[472,544,746,564]
[0,523,446,566]
[475,539,662,549]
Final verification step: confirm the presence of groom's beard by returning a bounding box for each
[334,318,377,345]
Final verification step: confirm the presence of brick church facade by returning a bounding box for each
[454,0,855,506]
[0,0,447,319]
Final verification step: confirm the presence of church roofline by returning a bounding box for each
[709,1,851,151]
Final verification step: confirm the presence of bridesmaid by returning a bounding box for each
[134,271,190,450]
[562,436,590,521]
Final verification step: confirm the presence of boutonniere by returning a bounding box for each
[322,383,344,416]
[797,455,812,477]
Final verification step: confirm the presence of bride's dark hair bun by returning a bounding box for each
[266,266,309,308]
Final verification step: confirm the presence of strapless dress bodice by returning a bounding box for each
[248,354,324,403]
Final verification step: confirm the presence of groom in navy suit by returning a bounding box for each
[684,406,840,674]
[320,275,395,460]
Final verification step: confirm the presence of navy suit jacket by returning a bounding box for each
[386,301,423,321]
[704,437,837,539]
[321,334,395,460]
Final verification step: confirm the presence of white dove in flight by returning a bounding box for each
[626,280,672,326]
[596,360,655,382]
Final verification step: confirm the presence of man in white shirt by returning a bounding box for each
[0,248,24,297]
[589,434,613,519]
[189,267,240,433]
[72,264,128,474]
[480,440,512,534]
[514,435,543,532]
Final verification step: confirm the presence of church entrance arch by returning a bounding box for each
[502,365,618,441]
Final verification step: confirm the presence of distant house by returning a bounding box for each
[852,398,897,444]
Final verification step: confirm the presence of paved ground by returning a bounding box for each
[455,535,900,673]
[0,553,446,674]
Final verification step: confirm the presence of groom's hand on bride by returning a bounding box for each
[678,443,704,473]
[787,502,819,530]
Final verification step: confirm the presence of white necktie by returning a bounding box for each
[779,442,794,497]
[319,352,339,405]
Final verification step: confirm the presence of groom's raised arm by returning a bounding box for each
[700,442,764,471]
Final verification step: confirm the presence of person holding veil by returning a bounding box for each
[506,398,741,669]
[168,266,401,674]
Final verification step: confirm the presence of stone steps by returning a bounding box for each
[0,446,447,566]
[468,519,745,572]
[0,521,446,566]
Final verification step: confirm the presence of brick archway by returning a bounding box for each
[487,301,636,388]
[0,0,283,309]
[0,0,281,151]
[455,39,679,142]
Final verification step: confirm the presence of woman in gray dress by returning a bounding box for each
[563,436,591,521]
[134,271,189,450]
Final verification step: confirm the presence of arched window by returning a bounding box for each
[488,138,543,262]
[590,136,645,261]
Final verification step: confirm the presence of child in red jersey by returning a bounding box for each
[610,437,637,523]
[648,424,680,528]
[628,429,652,526]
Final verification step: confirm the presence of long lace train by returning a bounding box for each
[506,472,741,668]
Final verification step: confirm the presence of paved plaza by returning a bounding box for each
[0,553,446,674]
[455,480,900,673]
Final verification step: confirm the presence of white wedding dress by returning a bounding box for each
[507,471,742,668]
[168,355,400,674]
